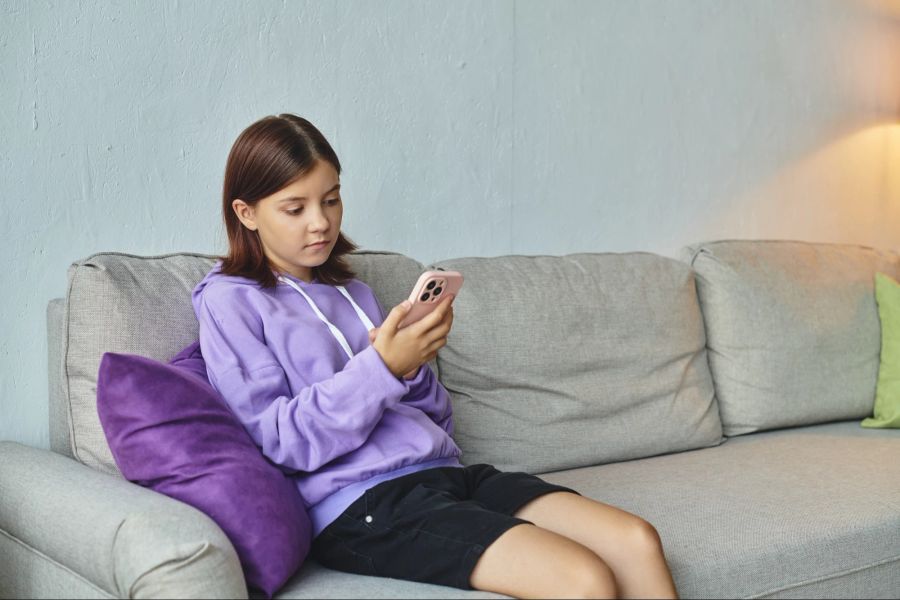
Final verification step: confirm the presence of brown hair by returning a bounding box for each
[218,114,359,288]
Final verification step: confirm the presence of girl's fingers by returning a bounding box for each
[425,335,448,355]
[384,301,413,334]
[416,296,455,331]
[419,307,454,338]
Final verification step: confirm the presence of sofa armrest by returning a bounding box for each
[0,442,248,599]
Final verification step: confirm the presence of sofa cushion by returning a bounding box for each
[96,342,310,598]
[430,252,723,474]
[61,250,424,475]
[270,421,900,599]
[538,421,900,600]
[64,252,217,473]
[683,240,900,436]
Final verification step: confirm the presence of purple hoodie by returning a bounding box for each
[191,261,462,537]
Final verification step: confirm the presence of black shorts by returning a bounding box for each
[310,463,581,590]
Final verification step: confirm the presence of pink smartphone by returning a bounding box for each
[397,269,464,329]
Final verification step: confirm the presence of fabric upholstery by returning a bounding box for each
[538,420,900,599]
[266,421,900,599]
[0,441,247,599]
[683,240,900,436]
[63,252,219,473]
[270,561,500,599]
[429,252,724,473]
[0,531,114,600]
[47,298,71,458]
[38,246,900,599]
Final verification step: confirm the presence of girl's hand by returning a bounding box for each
[371,294,455,380]
[369,327,420,379]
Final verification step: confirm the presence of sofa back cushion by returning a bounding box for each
[64,252,216,473]
[430,252,724,474]
[682,240,900,436]
[61,250,424,474]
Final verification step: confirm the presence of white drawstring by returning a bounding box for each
[336,285,375,332]
[277,275,374,360]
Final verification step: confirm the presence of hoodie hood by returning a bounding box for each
[191,260,317,315]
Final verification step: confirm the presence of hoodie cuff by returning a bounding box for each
[355,345,411,400]
[402,363,430,389]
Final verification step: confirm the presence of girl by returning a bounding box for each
[192,113,679,599]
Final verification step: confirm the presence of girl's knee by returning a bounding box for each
[627,517,665,557]
[568,552,618,599]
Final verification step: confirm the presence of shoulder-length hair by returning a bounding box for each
[218,113,358,288]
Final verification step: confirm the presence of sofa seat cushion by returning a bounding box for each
[269,421,899,599]
[264,421,900,598]
[270,562,490,599]
[540,420,900,600]
[683,240,900,436]
[430,252,723,474]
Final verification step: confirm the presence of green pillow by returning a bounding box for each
[862,272,900,428]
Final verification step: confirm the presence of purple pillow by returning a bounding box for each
[96,341,311,598]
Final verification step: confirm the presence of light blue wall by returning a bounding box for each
[3,0,900,449]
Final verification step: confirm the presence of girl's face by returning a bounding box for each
[232,159,343,282]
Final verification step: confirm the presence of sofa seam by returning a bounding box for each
[62,260,80,462]
[76,249,412,261]
[350,249,413,257]
[125,540,217,598]
[0,528,116,599]
[745,553,900,599]
[76,251,222,262]
[689,238,888,254]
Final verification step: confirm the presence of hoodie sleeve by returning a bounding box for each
[196,284,413,473]
[397,364,454,437]
[374,295,454,436]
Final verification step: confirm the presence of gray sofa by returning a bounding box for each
[1,239,898,599]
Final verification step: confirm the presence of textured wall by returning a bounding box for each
[2,0,900,449]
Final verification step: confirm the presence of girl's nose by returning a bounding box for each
[308,208,330,229]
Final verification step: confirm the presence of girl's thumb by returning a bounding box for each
[385,300,412,329]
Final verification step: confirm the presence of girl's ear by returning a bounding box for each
[232,199,258,231]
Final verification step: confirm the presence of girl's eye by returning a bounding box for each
[285,198,339,216]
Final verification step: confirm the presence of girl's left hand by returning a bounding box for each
[369,327,420,380]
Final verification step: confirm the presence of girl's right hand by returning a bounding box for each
[372,294,455,378]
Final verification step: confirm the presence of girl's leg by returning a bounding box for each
[514,492,679,599]
[468,523,619,599]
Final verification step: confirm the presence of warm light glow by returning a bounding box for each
[839,1,900,121]
[860,0,900,18]
[702,122,900,251]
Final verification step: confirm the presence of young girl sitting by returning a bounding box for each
[192,113,679,599]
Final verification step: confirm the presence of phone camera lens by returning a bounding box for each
[420,292,430,302]
[426,280,436,290]
[433,287,442,296]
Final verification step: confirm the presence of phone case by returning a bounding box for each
[397,270,464,329]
